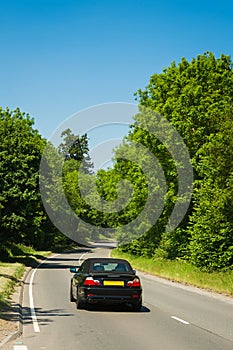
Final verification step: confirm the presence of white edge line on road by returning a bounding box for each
[29,250,91,333]
[171,316,190,325]
[14,346,28,349]
[29,267,40,333]
[29,253,60,333]
[78,253,87,265]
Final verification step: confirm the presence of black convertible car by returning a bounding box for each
[70,257,142,311]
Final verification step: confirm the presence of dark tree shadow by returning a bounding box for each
[22,306,74,326]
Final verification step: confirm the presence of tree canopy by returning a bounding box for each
[0,108,73,257]
[128,52,233,270]
[1,52,232,271]
[90,52,233,270]
[55,52,233,270]
[0,108,47,252]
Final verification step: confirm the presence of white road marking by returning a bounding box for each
[29,267,40,333]
[78,253,87,264]
[171,316,190,325]
[13,346,28,349]
[29,251,90,334]
[29,253,59,333]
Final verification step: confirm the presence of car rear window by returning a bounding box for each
[91,261,131,273]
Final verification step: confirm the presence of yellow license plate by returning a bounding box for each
[103,281,124,286]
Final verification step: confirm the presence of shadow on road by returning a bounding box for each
[36,248,93,270]
[81,303,150,313]
[22,306,75,326]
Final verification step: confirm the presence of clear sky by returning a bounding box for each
[1,0,233,139]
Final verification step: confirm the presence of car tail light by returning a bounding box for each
[127,278,141,287]
[84,277,100,286]
[132,294,139,298]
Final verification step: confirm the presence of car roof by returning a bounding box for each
[83,258,130,263]
[80,257,134,273]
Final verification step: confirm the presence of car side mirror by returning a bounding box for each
[70,266,80,273]
[133,269,136,274]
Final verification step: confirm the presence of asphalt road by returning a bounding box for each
[11,243,233,350]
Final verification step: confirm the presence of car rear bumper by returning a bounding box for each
[86,295,142,304]
[80,287,142,304]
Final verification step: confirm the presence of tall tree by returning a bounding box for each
[58,128,94,174]
[188,116,233,270]
[113,52,233,268]
[0,107,46,252]
[51,128,96,243]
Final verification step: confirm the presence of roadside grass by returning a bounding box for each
[111,249,233,297]
[0,244,52,316]
[6,243,52,267]
[0,262,25,312]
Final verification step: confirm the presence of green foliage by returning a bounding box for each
[111,249,233,297]
[59,128,94,174]
[107,52,233,270]
[188,117,233,270]
[55,53,233,270]
[136,52,233,155]
[0,107,46,251]
[129,52,233,269]
[0,107,73,257]
[7,52,230,271]
[39,140,82,246]
[58,129,97,242]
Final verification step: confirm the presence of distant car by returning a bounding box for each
[70,257,142,311]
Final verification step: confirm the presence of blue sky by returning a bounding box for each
[1,0,233,140]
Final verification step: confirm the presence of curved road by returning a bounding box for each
[11,243,233,350]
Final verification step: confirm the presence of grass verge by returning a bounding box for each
[0,244,52,314]
[111,249,233,297]
[0,263,25,311]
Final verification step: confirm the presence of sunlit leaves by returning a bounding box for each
[0,107,46,249]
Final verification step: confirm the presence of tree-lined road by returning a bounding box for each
[12,244,233,350]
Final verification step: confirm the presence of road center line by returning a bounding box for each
[171,316,190,325]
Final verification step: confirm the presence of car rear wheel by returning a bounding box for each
[131,300,142,312]
[76,288,86,309]
[70,283,75,302]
